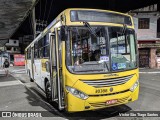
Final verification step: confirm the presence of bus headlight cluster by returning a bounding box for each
[66,86,89,100]
[130,80,139,92]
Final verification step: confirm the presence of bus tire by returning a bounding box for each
[45,81,52,102]
[28,70,34,82]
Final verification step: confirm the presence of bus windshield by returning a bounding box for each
[66,26,137,74]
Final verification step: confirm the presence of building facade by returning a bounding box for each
[19,35,33,54]
[3,39,21,64]
[129,4,160,68]
[5,39,21,54]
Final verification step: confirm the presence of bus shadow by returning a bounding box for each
[24,87,62,117]
[23,84,132,119]
[61,105,132,120]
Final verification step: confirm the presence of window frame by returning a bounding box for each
[138,18,150,29]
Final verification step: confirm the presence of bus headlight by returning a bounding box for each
[130,80,139,92]
[66,86,89,100]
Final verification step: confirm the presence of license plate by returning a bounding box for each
[106,99,118,105]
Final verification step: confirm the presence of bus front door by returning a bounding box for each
[49,31,64,110]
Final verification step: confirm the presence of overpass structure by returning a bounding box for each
[0,0,37,46]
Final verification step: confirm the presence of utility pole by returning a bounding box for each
[32,7,47,37]
[32,7,36,39]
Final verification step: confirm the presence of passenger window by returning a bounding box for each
[43,45,50,57]
[43,35,50,58]
[27,48,31,59]
[34,42,39,59]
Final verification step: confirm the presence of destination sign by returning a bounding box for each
[70,10,132,26]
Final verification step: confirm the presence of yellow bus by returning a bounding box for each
[25,8,139,112]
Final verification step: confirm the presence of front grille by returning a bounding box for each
[81,74,134,88]
[89,96,129,108]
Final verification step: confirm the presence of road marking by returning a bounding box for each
[18,80,25,85]
[0,81,22,87]
[10,69,26,74]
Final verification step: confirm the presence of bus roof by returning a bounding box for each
[62,8,131,17]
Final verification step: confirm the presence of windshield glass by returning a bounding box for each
[66,26,137,74]
[109,27,137,71]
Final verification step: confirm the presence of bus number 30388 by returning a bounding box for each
[95,89,108,93]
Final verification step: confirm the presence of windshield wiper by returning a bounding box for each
[83,21,98,37]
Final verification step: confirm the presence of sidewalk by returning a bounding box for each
[139,68,160,73]
[0,70,64,119]
[0,68,7,76]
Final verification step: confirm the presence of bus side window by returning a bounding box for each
[27,47,31,59]
[58,31,62,66]
[43,35,50,58]
[38,38,44,58]
[34,41,39,59]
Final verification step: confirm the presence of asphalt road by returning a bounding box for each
[0,66,160,120]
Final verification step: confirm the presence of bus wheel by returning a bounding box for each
[45,81,52,102]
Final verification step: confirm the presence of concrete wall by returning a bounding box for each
[5,39,20,54]
[133,14,159,40]
[5,39,19,47]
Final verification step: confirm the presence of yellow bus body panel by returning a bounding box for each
[62,42,139,112]
[65,70,139,112]
[64,68,139,112]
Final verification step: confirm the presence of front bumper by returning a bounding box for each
[66,85,139,112]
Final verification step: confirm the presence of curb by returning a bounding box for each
[9,73,66,118]
[140,72,160,74]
